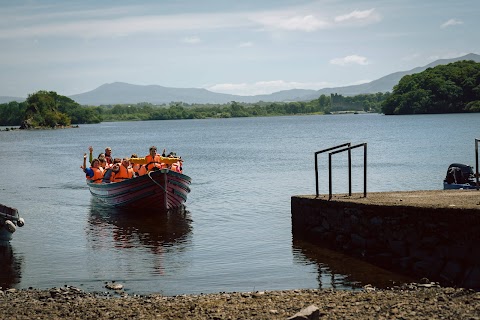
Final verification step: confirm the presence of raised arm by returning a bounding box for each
[81,153,87,170]
[88,146,93,163]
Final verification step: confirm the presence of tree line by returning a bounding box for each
[0,91,386,128]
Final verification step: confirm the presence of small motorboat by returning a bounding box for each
[0,204,25,241]
[443,163,478,190]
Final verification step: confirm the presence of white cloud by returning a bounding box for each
[441,19,463,28]
[0,4,384,40]
[250,6,381,32]
[207,80,330,96]
[334,8,381,25]
[182,36,201,44]
[330,55,369,66]
[252,13,330,32]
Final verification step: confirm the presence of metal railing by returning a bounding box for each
[315,143,367,199]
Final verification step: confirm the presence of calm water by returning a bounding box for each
[0,113,478,295]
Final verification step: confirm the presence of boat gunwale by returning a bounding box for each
[87,169,191,190]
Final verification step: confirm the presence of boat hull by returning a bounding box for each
[0,204,21,242]
[87,169,191,210]
[0,228,13,242]
[443,182,478,190]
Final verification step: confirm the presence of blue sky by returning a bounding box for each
[0,0,478,97]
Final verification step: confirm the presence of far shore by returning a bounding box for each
[0,125,79,131]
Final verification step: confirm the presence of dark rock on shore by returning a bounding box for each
[1,284,479,319]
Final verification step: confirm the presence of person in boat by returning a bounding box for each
[167,151,183,173]
[81,154,104,184]
[101,157,122,183]
[104,147,113,165]
[171,159,183,173]
[98,155,109,169]
[129,146,180,172]
[110,158,134,182]
[130,153,147,177]
[88,146,112,169]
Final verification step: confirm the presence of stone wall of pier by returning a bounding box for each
[291,196,480,288]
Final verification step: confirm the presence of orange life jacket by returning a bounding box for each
[111,165,134,182]
[132,163,148,177]
[145,154,163,171]
[138,165,147,176]
[132,164,139,173]
[87,167,104,184]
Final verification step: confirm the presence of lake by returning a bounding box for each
[1,113,478,295]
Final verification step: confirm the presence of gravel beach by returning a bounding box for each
[1,283,479,319]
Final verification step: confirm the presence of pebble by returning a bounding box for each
[105,283,124,291]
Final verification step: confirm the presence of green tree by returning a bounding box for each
[0,101,26,126]
[382,60,480,115]
[21,91,72,128]
[318,94,330,111]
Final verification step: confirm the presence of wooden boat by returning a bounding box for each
[87,169,191,210]
[0,204,25,241]
[443,163,478,190]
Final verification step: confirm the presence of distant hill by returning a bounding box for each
[298,53,480,100]
[68,83,246,105]
[2,53,479,105]
[69,53,480,105]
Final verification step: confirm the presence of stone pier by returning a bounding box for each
[291,190,480,288]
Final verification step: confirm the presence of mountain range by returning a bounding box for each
[2,53,479,105]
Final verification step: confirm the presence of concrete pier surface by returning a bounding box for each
[297,189,480,210]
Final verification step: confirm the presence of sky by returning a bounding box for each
[0,0,478,97]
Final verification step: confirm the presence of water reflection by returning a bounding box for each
[87,200,192,275]
[292,239,415,290]
[0,242,23,289]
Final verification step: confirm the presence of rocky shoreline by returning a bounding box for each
[1,283,479,319]
[0,125,79,131]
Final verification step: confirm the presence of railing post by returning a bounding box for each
[348,147,352,196]
[315,153,319,197]
[329,153,333,200]
[364,143,367,197]
[476,139,479,190]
